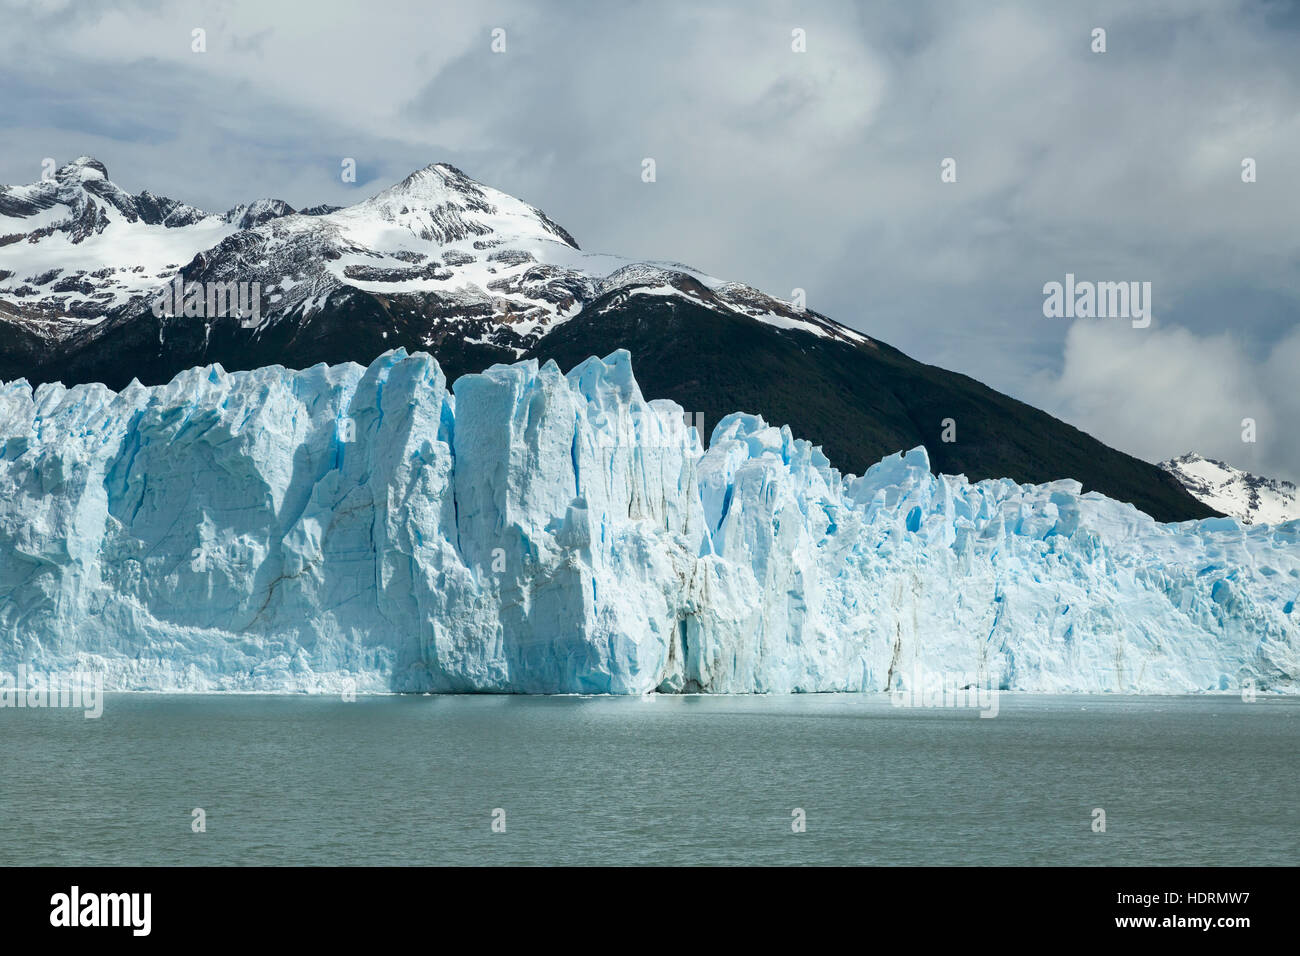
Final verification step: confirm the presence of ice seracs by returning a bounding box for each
[0,350,1295,695]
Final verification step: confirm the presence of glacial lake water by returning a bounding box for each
[1,693,1296,866]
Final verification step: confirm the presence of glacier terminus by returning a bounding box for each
[0,349,1296,695]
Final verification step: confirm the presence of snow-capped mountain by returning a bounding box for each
[1,158,1215,523]
[0,156,233,336]
[1,157,854,357]
[0,349,1294,694]
[1160,453,1299,525]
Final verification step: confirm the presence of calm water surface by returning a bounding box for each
[2,693,1295,865]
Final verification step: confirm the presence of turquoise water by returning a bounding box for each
[2,693,1296,865]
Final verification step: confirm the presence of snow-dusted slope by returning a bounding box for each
[1160,454,1300,525]
[1,350,1295,694]
[1,158,862,352]
[0,157,236,335]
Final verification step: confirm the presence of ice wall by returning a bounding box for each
[0,349,1296,693]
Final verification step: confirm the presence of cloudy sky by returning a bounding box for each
[2,0,1298,482]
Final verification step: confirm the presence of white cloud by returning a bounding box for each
[1029,320,1300,484]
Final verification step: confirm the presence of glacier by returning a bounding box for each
[0,348,1297,695]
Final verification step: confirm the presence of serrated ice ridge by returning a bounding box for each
[0,350,1296,694]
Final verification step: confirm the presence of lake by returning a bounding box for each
[2,693,1295,865]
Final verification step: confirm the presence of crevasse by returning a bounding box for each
[0,349,1296,694]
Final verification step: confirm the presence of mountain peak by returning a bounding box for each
[344,161,580,249]
[1159,453,1299,525]
[378,162,480,205]
[57,156,109,182]
[223,198,296,229]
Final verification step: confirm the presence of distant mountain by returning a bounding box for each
[1160,454,1299,525]
[0,157,1217,522]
